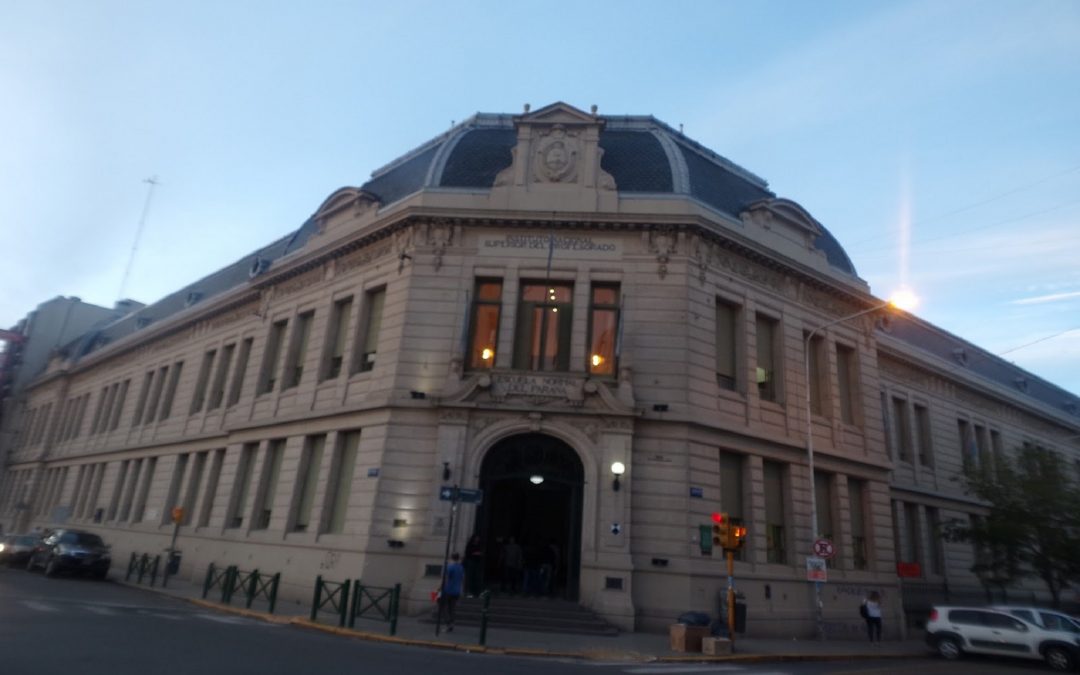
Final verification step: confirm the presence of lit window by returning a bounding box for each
[468,280,502,370]
[513,283,573,371]
[588,284,619,376]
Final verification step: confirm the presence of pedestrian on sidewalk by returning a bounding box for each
[465,534,484,597]
[440,553,464,632]
[861,591,883,643]
[500,536,523,594]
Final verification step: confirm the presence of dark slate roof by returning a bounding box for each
[886,314,1080,418]
[353,112,858,276]
[68,219,320,361]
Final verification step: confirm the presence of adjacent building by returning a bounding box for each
[1,103,1077,636]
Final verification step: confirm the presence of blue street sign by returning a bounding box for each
[438,486,484,504]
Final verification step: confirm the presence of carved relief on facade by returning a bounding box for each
[533,125,580,184]
[799,284,858,317]
[643,226,677,279]
[274,266,324,299]
[688,234,712,285]
[423,219,456,271]
[207,299,261,330]
[713,247,789,295]
[337,241,393,275]
[879,358,933,390]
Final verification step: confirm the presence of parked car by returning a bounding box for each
[0,534,40,566]
[25,529,111,579]
[992,606,1080,634]
[926,605,1080,671]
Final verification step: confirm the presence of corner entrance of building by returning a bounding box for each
[474,433,583,601]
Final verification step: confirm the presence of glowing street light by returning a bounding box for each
[804,290,917,640]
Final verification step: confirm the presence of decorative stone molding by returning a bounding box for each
[423,219,456,271]
[274,266,324,299]
[337,241,393,275]
[533,125,580,184]
[644,226,677,279]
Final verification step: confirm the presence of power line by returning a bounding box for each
[996,327,1080,358]
[117,176,160,302]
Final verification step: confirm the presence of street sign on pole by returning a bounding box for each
[439,486,483,504]
[806,556,828,582]
[812,538,836,559]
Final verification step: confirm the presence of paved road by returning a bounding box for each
[0,567,1044,675]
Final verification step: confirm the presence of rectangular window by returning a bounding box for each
[715,300,740,391]
[181,451,207,525]
[90,386,109,435]
[158,361,183,420]
[990,430,1003,476]
[755,314,779,402]
[226,444,258,529]
[903,502,921,572]
[806,333,826,415]
[926,506,944,575]
[893,397,911,462]
[835,344,857,424]
[258,319,289,394]
[322,297,353,380]
[355,288,386,373]
[107,460,130,521]
[814,472,835,542]
[227,338,254,406]
[324,430,360,534]
[513,282,573,371]
[914,404,933,467]
[85,464,106,520]
[198,448,226,528]
[73,395,89,438]
[718,451,745,560]
[132,371,154,427]
[131,457,157,523]
[958,419,974,471]
[588,283,619,376]
[109,380,129,431]
[253,439,286,530]
[283,311,314,389]
[467,281,502,370]
[144,366,168,425]
[848,478,868,570]
[974,424,990,471]
[763,460,787,564]
[190,350,217,414]
[207,343,235,411]
[291,435,325,532]
[160,453,189,527]
[120,459,142,522]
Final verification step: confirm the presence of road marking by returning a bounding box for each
[623,667,749,674]
[196,614,249,624]
[148,613,184,620]
[22,600,58,612]
[84,606,118,616]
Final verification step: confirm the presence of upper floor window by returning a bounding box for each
[321,297,353,380]
[755,314,780,402]
[207,343,236,411]
[893,397,912,462]
[805,332,825,414]
[716,299,740,391]
[513,282,573,372]
[283,311,314,389]
[835,344,857,424]
[588,284,619,376]
[190,349,218,414]
[914,404,933,467]
[468,280,502,370]
[354,287,386,374]
[258,319,289,395]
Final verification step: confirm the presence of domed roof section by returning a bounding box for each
[356,108,857,276]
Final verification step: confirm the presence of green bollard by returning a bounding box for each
[310,576,323,622]
[202,563,216,599]
[149,555,160,587]
[389,583,401,636]
[479,590,491,646]
[246,570,259,609]
[268,573,280,614]
[338,579,351,627]
[126,552,136,581]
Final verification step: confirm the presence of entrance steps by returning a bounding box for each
[425,595,620,636]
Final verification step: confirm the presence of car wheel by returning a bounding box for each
[936,635,961,660]
[1045,646,1074,672]
[44,557,58,577]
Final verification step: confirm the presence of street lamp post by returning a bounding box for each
[803,296,909,641]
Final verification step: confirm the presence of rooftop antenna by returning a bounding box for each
[118,176,160,302]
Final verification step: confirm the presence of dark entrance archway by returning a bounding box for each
[474,433,584,600]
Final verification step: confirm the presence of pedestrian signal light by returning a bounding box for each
[711,512,729,549]
[729,525,747,550]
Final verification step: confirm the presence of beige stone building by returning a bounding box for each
[1,103,1077,637]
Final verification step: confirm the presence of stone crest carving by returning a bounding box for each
[644,227,678,279]
[533,125,579,183]
[424,220,455,271]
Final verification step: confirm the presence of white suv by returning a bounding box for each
[926,606,1080,671]
[992,606,1080,634]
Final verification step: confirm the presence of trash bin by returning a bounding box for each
[166,551,181,575]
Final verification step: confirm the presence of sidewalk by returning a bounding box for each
[117,576,927,664]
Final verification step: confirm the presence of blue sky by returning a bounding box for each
[2,0,1078,395]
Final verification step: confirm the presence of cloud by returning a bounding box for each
[1010,290,1080,306]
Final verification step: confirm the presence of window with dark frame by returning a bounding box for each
[322,297,353,380]
[227,338,254,406]
[588,283,619,376]
[763,460,787,564]
[755,314,779,402]
[283,311,314,389]
[258,319,289,394]
[835,344,857,424]
[513,282,573,372]
[467,280,502,370]
[355,287,386,373]
[190,349,218,414]
[716,299,739,390]
[207,343,236,411]
[848,478,869,570]
[914,403,933,467]
[158,361,184,421]
[806,333,825,414]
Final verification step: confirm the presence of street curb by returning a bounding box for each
[114,581,925,664]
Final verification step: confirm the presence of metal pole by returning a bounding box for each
[390,583,400,636]
[727,550,736,652]
[804,300,889,641]
[479,589,491,646]
[311,576,322,622]
[435,486,459,637]
[202,562,215,598]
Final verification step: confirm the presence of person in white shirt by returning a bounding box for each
[862,591,883,642]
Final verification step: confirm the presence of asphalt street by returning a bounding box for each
[0,567,1046,675]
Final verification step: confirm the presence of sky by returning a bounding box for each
[2,0,1079,395]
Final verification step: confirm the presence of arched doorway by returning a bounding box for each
[475,433,583,600]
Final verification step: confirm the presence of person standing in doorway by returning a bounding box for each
[440,553,464,632]
[862,591,883,643]
[465,534,484,597]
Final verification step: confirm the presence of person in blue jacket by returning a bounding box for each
[441,553,465,631]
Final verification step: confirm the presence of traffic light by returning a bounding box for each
[711,512,729,549]
[729,524,747,550]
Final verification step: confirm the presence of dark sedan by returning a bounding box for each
[26,529,111,579]
[0,534,39,566]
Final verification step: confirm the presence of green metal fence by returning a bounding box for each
[202,563,236,601]
[311,575,352,627]
[348,581,401,635]
[125,552,161,586]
